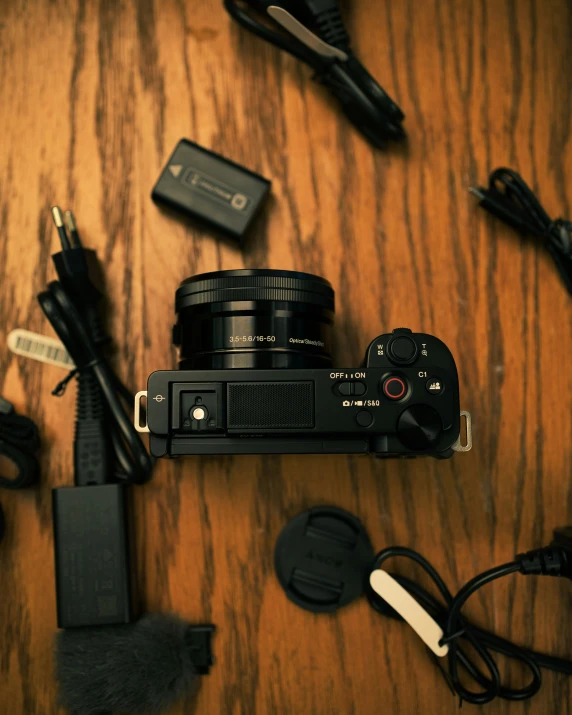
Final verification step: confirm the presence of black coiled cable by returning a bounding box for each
[37,208,153,487]
[471,167,572,295]
[366,546,572,705]
[223,0,405,147]
[0,397,40,543]
[0,397,40,491]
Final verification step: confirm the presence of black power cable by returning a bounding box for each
[0,396,40,491]
[0,396,40,544]
[223,0,405,147]
[37,208,153,486]
[471,167,572,295]
[366,535,572,705]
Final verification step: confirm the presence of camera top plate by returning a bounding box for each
[138,329,471,460]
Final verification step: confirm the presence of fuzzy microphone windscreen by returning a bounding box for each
[55,614,211,715]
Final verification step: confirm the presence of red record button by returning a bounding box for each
[383,376,407,400]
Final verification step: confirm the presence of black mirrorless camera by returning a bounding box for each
[135,270,471,459]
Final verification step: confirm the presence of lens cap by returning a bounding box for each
[274,506,374,613]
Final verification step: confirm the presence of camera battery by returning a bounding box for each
[152,139,271,241]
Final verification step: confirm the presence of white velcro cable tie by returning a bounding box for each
[369,569,449,657]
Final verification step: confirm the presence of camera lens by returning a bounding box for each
[174,269,335,369]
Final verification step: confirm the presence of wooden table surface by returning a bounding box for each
[1,1,571,713]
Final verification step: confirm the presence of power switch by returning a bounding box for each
[336,382,367,396]
[353,382,366,396]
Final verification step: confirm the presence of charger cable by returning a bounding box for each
[471,167,572,295]
[37,208,153,486]
[224,0,405,147]
[0,397,40,544]
[367,530,572,705]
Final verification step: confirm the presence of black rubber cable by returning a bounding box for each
[471,167,572,295]
[223,0,405,147]
[37,210,153,486]
[366,546,572,705]
[0,397,40,490]
[0,396,40,544]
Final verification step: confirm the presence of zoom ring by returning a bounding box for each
[177,287,335,309]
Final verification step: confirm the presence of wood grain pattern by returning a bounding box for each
[1,0,571,713]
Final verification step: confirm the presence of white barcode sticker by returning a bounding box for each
[7,329,74,370]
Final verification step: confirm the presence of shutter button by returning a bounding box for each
[383,376,407,400]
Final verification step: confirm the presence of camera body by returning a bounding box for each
[136,271,471,459]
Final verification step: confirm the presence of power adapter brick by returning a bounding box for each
[152,139,271,241]
[53,484,136,628]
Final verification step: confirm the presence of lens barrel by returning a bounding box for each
[174,269,335,369]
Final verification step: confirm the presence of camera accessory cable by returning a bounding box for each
[471,167,572,295]
[366,530,572,705]
[0,396,40,543]
[223,0,405,147]
[37,207,153,487]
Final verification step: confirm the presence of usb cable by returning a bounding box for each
[471,168,572,295]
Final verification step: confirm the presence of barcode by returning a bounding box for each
[14,336,73,365]
[7,329,74,369]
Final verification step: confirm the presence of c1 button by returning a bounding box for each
[383,376,407,400]
[426,378,444,395]
[356,410,374,428]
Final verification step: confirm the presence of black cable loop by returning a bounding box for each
[38,279,153,486]
[473,167,572,294]
[223,0,405,146]
[366,547,571,705]
[0,398,40,497]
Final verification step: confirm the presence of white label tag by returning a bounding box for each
[7,329,74,370]
[369,569,449,657]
